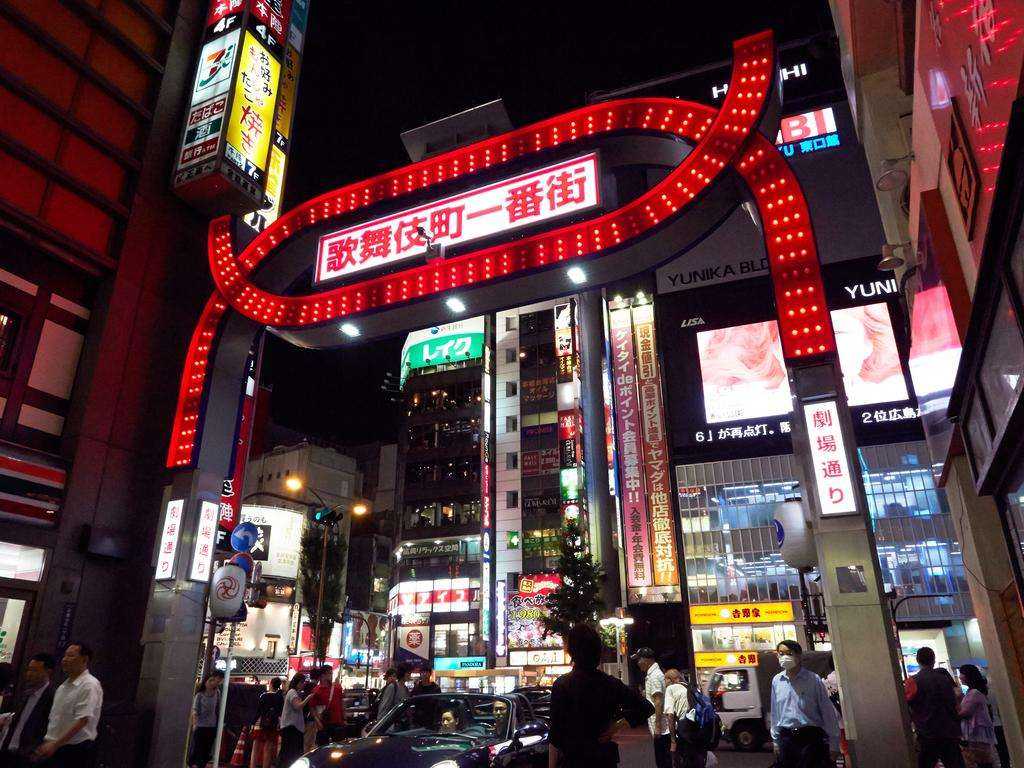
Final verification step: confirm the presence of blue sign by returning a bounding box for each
[779,132,841,157]
[434,656,486,671]
[772,519,785,547]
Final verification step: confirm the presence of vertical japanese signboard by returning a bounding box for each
[155,500,184,581]
[173,1,291,215]
[219,346,260,537]
[243,0,310,231]
[190,500,220,582]
[803,400,857,516]
[631,304,680,592]
[609,306,653,595]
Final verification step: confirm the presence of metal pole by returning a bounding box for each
[212,623,235,768]
[314,522,330,664]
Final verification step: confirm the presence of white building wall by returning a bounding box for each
[494,309,522,581]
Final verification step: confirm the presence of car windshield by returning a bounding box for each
[370,695,513,741]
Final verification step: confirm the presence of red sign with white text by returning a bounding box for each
[776,107,837,144]
[315,154,600,284]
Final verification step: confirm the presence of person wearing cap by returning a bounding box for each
[631,647,671,768]
[769,640,840,768]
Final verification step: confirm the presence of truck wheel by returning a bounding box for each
[731,723,764,752]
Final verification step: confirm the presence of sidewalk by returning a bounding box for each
[616,727,771,768]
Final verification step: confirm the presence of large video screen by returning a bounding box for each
[697,320,793,424]
[831,303,910,407]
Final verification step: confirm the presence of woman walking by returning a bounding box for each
[250,677,284,768]
[189,671,224,768]
[958,664,1000,768]
[278,674,317,768]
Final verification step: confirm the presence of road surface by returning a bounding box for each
[617,727,774,768]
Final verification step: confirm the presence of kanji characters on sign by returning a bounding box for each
[803,400,857,516]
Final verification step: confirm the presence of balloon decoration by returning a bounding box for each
[209,562,247,619]
[230,521,259,553]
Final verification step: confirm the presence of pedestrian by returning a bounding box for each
[630,647,671,768]
[249,677,283,768]
[188,671,224,768]
[768,640,840,768]
[0,653,56,768]
[376,664,410,718]
[663,669,692,767]
[308,667,345,745]
[547,623,652,768]
[33,641,104,768]
[824,657,849,765]
[278,674,316,768]
[411,669,441,696]
[904,646,965,768]
[957,664,999,768]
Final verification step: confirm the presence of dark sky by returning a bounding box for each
[263,0,834,444]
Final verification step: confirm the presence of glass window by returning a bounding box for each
[506,416,518,433]
[505,348,517,364]
[506,381,517,397]
[432,623,478,657]
[978,289,1024,421]
[708,670,749,694]
[506,452,518,470]
[506,491,518,508]
[0,543,45,581]
[0,310,21,372]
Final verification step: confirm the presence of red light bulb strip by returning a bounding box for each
[168,31,833,469]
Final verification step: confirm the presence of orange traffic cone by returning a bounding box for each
[230,726,250,767]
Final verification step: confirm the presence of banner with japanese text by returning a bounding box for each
[631,304,681,593]
[609,306,653,594]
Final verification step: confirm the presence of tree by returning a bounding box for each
[298,522,348,662]
[541,517,604,639]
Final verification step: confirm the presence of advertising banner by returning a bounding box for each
[608,306,653,592]
[155,500,184,580]
[506,573,562,650]
[804,400,858,516]
[232,504,303,578]
[400,317,485,384]
[224,30,281,187]
[316,153,600,284]
[190,501,220,582]
[397,624,429,666]
[689,601,795,624]
[631,304,680,592]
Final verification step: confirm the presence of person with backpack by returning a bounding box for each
[250,677,283,768]
[667,669,720,768]
[768,640,840,768]
[308,666,346,746]
[375,665,411,721]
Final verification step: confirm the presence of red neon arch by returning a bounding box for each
[167,30,834,468]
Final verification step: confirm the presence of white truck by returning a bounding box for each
[706,650,834,751]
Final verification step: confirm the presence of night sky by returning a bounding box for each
[262,0,833,444]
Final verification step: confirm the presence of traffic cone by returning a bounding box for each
[230,726,250,767]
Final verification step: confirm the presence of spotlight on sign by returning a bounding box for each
[566,266,587,285]
[445,296,467,313]
[340,322,360,338]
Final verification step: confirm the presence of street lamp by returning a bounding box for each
[599,615,634,681]
[285,475,303,492]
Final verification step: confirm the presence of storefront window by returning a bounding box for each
[1002,481,1024,595]
[0,542,45,581]
[432,623,478,657]
[691,623,797,653]
[675,456,802,606]
[860,441,972,621]
[978,290,1024,422]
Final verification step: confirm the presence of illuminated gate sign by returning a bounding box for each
[315,154,600,284]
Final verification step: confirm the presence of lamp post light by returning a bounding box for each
[599,615,634,682]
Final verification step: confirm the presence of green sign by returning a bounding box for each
[400,317,485,385]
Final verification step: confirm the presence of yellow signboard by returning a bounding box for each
[225,31,280,181]
[694,651,760,668]
[689,601,794,625]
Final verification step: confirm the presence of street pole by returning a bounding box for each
[212,623,235,768]
[313,521,330,665]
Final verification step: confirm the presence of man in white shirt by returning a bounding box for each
[0,653,56,768]
[631,648,671,768]
[33,642,103,768]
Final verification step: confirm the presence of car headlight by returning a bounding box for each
[430,761,459,768]
[287,759,310,768]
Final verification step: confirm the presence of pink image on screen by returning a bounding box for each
[697,320,793,423]
[831,303,909,407]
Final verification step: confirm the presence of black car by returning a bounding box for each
[290,693,548,768]
[343,689,379,737]
[510,688,550,722]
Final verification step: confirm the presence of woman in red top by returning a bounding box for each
[309,666,346,746]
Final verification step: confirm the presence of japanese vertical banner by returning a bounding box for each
[631,304,681,589]
[609,306,653,590]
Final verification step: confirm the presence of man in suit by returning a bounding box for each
[0,653,56,768]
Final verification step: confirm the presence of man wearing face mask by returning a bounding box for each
[769,640,840,768]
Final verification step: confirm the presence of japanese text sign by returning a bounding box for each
[803,400,857,516]
[156,499,184,580]
[190,500,220,582]
[315,153,600,284]
[225,31,280,186]
[632,304,680,589]
[689,601,795,625]
[609,306,653,590]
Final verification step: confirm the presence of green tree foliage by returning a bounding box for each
[298,523,347,662]
[540,517,604,640]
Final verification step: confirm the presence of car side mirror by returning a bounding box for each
[512,720,547,748]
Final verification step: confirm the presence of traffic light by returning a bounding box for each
[310,507,339,525]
